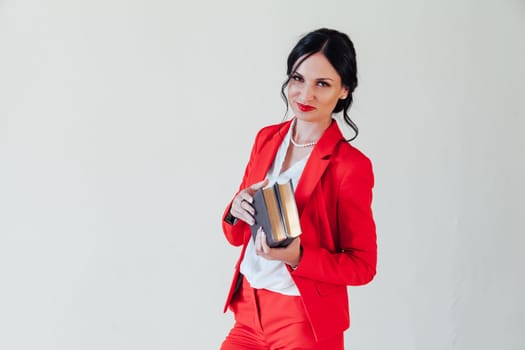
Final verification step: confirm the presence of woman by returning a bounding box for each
[220,28,377,350]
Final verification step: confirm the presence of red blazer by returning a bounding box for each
[222,119,377,341]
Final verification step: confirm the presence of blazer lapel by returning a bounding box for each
[295,120,345,216]
[250,120,293,183]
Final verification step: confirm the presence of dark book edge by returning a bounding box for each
[272,181,288,237]
[250,189,267,243]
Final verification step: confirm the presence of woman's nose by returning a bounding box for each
[299,84,314,101]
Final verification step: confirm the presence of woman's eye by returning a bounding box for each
[317,81,330,87]
[291,75,303,82]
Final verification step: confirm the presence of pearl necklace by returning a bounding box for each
[290,118,318,148]
[290,136,317,148]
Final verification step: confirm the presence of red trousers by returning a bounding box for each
[221,277,344,350]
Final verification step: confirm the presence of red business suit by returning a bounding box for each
[222,118,377,342]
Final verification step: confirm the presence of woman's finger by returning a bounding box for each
[238,190,254,204]
[260,230,271,254]
[230,205,254,225]
[254,227,263,254]
[240,199,255,216]
[247,178,269,195]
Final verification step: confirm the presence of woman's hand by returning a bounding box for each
[229,179,269,225]
[254,227,302,267]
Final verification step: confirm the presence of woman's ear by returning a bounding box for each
[340,86,349,99]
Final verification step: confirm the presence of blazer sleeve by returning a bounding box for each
[221,129,264,247]
[292,155,377,286]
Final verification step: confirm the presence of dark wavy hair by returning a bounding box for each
[281,28,359,141]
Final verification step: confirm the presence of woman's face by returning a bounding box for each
[287,52,348,124]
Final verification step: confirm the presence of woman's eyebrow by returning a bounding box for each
[294,72,335,81]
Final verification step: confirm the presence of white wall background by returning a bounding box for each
[1,0,524,349]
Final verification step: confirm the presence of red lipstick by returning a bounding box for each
[297,102,316,112]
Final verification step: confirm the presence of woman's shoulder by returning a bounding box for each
[333,140,374,180]
[254,119,291,141]
[338,141,372,164]
[258,119,290,134]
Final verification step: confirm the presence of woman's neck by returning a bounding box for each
[292,117,332,144]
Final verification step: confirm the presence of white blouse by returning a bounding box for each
[240,122,311,296]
